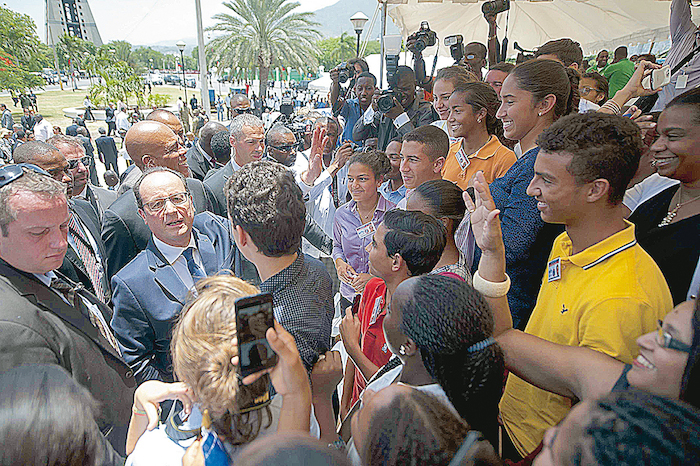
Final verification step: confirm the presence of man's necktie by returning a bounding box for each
[182,247,207,283]
[68,211,107,303]
[50,276,121,354]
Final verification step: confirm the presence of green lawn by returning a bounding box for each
[4,85,189,134]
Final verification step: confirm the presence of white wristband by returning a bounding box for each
[473,270,511,298]
[393,112,410,129]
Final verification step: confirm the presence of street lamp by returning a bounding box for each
[350,12,369,57]
[176,41,187,107]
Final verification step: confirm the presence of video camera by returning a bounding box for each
[482,0,510,16]
[377,37,402,114]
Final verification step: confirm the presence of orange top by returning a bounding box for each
[441,135,516,189]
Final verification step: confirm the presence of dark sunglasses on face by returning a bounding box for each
[235,108,254,114]
[0,163,51,189]
[269,144,296,153]
[67,156,92,169]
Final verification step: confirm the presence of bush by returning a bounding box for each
[147,93,170,108]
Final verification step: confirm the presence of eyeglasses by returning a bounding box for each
[0,163,51,189]
[142,192,190,213]
[234,108,254,114]
[656,320,692,353]
[67,156,92,169]
[269,144,296,153]
[579,86,602,96]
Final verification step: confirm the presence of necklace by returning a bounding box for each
[358,198,379,223]
[658,186,700,227]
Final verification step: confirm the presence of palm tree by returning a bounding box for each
[207,0,321,98]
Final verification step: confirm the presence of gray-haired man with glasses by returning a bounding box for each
[110,167,239,384]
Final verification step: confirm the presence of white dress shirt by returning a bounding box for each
[152,235,204,291]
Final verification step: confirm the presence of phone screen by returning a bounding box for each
[235,293,278,377]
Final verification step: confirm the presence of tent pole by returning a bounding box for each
[380,0,387,89]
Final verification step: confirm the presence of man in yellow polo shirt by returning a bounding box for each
[499,112,672,459]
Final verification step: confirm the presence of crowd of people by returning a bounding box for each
[1,0,700,465]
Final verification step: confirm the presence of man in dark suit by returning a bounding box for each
[66,117,80,136]
[96,127,119,176]
[185,121,228,181]
[0,166,135,458]
[101,121,225,280]
[111,167,251,383]
[76,126,100,186]
[13,141,112,305]
[48,134,117,224]
[105,103,116,136]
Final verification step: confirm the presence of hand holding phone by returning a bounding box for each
[235,293,278,378]
[642,65,671,90]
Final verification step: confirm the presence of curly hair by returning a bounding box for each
[347,149,392,182]
[171,275,273,446]
[536,112,642,205]
[510,59,579,120]
[398,274,504,445]
[569,390,700,465]
[225,160,305,257]
[361,386,470,466]
[451,81,505,144]
[412,179,465,236]
[382,209,446,276]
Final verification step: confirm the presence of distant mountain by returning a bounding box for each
[311,0,400,39]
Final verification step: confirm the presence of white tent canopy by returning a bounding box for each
[385,0,700,57]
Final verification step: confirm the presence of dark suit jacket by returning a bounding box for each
[0,259,136,458]
[96,135,118,165]
[111,212,250,383]
[80,184,117,225]
[185,142,214,182]
[66,124,79,136]
[78,135,95,158]
[101,178,216,280]
[203,160,233,217]
[60,199,112,303]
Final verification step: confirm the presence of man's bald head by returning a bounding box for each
[125,121,183,171]
[230,94,251,111]
[146,108,184,141]
[199,122,228,157]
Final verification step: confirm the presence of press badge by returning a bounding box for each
[676,74,688,89]
[455,147,470,171]
[356,221,376,239]
[547,257,562,282]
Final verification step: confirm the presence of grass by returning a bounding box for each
[4,84,192,134]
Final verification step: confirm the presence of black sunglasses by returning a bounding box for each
[67,156,92,169]
[269,144,296,153]
[0,164,51,189]
[234,108,254,114]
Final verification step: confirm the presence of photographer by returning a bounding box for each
[352,66,435,151]
[330,70,376,144]
[330,59,369,113]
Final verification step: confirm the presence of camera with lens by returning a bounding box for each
[482,0,510,16]
[377,90,399,113]
[410,21,437,53]
[280,98,294,117]
[336,62,354,84]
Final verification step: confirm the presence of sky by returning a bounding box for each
[5,0,340,46]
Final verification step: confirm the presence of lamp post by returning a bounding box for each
[176,41,187,107]
[350,12,369,57]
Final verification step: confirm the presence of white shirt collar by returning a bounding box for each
[153,234,196,265]
[34,270,57,287]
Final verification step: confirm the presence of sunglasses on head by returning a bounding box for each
[0,164,51,189]
[67,156,92,170]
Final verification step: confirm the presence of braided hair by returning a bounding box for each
[398,274,504,446]
[572,390,700,465]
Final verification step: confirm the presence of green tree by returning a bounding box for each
[316,33,357,71]
[0,49,44,93]
[0,6,50,72]
[207,0,321,98]
[89,60,145,107]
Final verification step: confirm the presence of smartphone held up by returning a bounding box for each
[235,292,278,378]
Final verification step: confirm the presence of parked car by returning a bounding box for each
[185,77,197,88]
[164,74,181,84]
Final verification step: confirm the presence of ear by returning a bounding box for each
[391,253,403,273]
[232,224,247,247]
[138,209,147,223]
[568,63,580,72]
[476,107,488,122]
[586,179,611,204]
[403,338,419,357]
[142,155,154,167]
[537,94,557,117]
[433,156,446,173]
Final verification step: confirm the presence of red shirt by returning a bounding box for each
[351,277,393,405]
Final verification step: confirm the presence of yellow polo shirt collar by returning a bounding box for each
[557,220,637,271]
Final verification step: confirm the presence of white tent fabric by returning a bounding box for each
[386,0,700,57]
[308,72,332,93]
